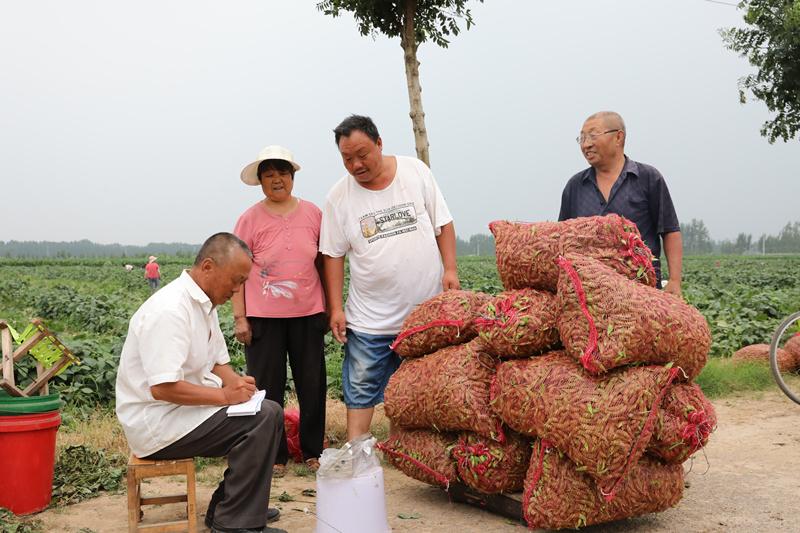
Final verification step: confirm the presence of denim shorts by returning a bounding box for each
[342,328,401,409]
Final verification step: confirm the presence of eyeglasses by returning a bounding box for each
[575,129,620,144]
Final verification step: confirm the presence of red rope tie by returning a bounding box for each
[681,410,712,451]
[376,441,451,490]
[624,234,656,280]
[555,256,600,373]
[613,216,656,283]
[522,439,553,528]
[389,319,465,350]
[493,420,506,444]
[474,296,519,331]
[452,441,496,477]
[489,373,500,403]
[600,367,680,502]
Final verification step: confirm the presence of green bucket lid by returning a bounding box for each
[0,392,62,415]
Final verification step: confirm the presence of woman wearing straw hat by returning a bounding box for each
[144,255,161,291]
[232,146,326,476]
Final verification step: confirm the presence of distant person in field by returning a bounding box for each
[232,145,327,476]
[320,114,460,441]
[144,255,161,291]
[116,233,285,533]
[559,111,683,296]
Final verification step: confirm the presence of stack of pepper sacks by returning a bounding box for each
[379,214,715,530]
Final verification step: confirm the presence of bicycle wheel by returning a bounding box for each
[769,310,800,405]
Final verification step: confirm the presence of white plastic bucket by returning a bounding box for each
[315,465,391,533]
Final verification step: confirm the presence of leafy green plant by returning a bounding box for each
[0,509,43,533]
[51,445,126,506]
[3,254,800,408]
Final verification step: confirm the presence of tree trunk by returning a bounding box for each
[400,0,431,167]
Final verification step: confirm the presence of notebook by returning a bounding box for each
[226,389,266,417]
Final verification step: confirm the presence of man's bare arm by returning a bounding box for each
[662,231,683,297]
[435,222,460,290]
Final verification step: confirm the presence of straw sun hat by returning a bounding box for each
[240,145,301,186]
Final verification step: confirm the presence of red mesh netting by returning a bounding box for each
[784,333,800,364]
[451,431,532,494]
[522,439,683,530]
[731,343,798,373]
[648,383,717,464]
[390,290,492,358]
[474,289,561,358]
[489,214,656,292]
[490,351,678,498]
[377,429,458,488]
[556,255,710,380]
[384,341,505,441]
[283,407,302,463]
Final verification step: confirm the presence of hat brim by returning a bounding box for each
[240,159,301,186]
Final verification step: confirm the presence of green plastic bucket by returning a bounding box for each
[0,392,62,415]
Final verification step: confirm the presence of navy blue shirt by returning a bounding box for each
[558,157,680,262]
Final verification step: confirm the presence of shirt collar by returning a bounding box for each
[582,155,639,183]
[180,270,214,315]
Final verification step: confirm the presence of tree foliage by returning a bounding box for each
[317,0,479,48]
[681,218,715,255]
[721,0,800,142]
[317,1,482,164]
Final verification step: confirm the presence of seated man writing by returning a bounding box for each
[115,232,285,533]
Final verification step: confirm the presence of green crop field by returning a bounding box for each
[0,254,798,409]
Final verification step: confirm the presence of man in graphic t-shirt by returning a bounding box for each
[319,114,460,441]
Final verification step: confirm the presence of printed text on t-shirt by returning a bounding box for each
[359,203,418,243]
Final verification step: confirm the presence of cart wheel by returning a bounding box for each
[770,311,800,405]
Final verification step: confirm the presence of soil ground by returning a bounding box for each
[36,391,800,532]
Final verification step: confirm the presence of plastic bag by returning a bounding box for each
[317,433,380,479]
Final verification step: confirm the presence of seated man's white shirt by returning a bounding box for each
[115,270,230,457]
[319,155,453,335]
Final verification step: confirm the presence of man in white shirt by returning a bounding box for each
[115,233,285,533]
[320,115,460,441]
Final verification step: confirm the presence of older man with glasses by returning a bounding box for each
[558,111,683,296]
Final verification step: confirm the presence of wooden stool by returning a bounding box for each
[127,455,197,533]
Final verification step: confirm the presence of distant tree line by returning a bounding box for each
[681,219,800,255]
[456,233,496,256]
[0,236,497,259]
[0,239,199,259]
[4,220,799,258]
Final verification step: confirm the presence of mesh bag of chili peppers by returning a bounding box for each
[390,290,493,358]
[522,439,683,530]
[490,351,679,496]
[784,333,800,363]
[490,214,657,292]
[648,382,717,464]
[731,343,799,373]
[384,340,504,441]
[474,288,561,358]
[450,431,532,494]
[555,254,710,380]
[377,428,458,488]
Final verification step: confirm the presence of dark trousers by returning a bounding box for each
[246,314,327,464]
[145,400,282,530]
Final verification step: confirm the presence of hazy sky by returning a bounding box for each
[1,0,797,245]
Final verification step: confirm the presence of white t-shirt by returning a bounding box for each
[115,270,230,457]
[319,156,453,335]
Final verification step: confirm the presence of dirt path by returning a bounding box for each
[37,391,800,532]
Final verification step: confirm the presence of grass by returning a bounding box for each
[695,358,781,398]
[58,408,128,459]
